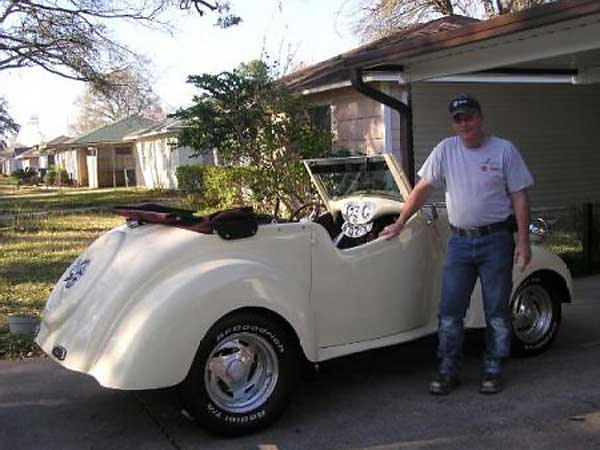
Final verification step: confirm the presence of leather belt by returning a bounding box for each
[450,217,515,238]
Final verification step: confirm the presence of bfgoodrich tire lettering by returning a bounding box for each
[180,311,299,436]
[510,276,562,357]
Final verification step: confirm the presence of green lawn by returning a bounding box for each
[0,176,180,214]
[0,177,187,359]
[0,212,124,358]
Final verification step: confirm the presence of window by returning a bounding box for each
[310,105,332,133]
[115,146,132,156]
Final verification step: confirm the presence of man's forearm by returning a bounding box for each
[396,179,433,226]
[511,189,530,243]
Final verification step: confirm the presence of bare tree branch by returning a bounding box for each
[70,65,164,135]
[349,0,556,41]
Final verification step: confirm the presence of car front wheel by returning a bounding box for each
[180,311,299,436]
[510,276,561,356]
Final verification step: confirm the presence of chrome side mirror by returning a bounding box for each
[529,218,549,243]
[421,204,439,225]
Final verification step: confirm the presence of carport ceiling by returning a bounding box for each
[506,48,600,71]
[398,12,600,83]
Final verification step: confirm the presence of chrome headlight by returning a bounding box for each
[64,258,91,289]
[529,218,549,244]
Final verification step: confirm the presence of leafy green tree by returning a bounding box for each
[173,60,331,215]
[0,98,19,148]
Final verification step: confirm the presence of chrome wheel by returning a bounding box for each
[511,284,554,344]
[204,332,279,414]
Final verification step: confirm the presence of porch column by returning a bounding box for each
[112,146,116,188]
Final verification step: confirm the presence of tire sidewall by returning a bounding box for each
[182,313,297,435]
[511,276,561,356]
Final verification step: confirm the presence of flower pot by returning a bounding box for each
[8,315,39,335]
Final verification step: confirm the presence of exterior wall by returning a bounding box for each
[96,144,135,188]
[412,82,600,208]
[56,148,81,184]
[0,158,20,175]
[305,85,386,156]
[382,83,405,162]
[134,135,207,189]
[20,157,39,171]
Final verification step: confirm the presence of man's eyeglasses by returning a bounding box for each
[452,113,477,124]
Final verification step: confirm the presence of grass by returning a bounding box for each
[0,212,123,359]
[543,230,589,276]
[0,177,180,214]
[0,175,187,359]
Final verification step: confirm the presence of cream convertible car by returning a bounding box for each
[36,155,572,435]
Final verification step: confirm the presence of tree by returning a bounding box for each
[0,97,19,148]
[0,1,242,137]
[350,0,557,41]
[0,1,242,87]
[173,60,331,215]
[70,66,164,134]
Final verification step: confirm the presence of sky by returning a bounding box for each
[1,0,360,144]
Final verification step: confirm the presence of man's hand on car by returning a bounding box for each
[380,220,404,239]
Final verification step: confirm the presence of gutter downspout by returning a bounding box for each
[350,68,415,187]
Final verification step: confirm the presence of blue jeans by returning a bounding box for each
[438,230,514,376]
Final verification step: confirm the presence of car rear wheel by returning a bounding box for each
[510,276,561,356]
[180,311,299,436]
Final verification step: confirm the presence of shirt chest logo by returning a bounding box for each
[480,159,500,173]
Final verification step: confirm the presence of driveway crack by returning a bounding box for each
[131,392,185,450]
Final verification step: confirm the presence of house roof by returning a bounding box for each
[284,0,600,91]
[44,135,71,149]
[15,146,39,159]
[68,115,157,146]
[11,146,33,159]
[124,117,184,140]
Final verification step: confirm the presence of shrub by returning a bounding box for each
[47,168,70,186]
[176,164,252,213]
[12,167,39,185]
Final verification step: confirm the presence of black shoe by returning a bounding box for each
[429,373,460,395]
[480,372,503,394]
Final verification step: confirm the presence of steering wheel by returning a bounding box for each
[289,200,323,222]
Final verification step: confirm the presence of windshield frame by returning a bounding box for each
[304,154,412,211]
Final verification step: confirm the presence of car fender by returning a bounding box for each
[89,257,315,390]
[512,245,573,298]
[465,245,573,328]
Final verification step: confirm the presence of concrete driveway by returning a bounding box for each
[2,275,600,450]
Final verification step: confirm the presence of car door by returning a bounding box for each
[310,212,444,348]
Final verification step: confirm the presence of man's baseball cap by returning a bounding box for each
[449,94,481,117]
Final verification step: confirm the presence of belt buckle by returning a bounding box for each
[469,228,482,237]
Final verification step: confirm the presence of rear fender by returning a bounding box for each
[90,258,315,389]
[465,245,573,328]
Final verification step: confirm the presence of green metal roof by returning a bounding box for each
[68,116,157,146]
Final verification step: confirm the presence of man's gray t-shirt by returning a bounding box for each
[417,136,534,229]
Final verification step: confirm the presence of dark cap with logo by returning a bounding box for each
[449,94,481,117]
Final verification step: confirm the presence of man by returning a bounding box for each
[381,94,534,395]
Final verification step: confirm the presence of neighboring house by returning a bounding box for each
[57,116,156,188]
[0,148,21,175]
[2,147,30,174]
[16,146,40,171]
[126,117,213,190]
[39,135,69,170]
[285,1,600,209]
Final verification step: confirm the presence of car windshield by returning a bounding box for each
[306,156,404,201]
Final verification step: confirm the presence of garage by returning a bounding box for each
[286,0,600,270]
